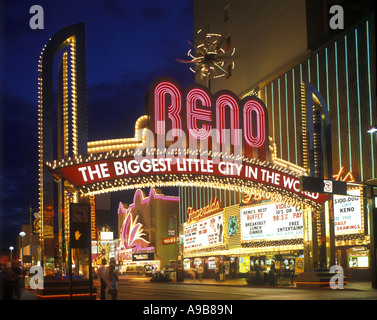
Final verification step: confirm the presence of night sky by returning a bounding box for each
[0,0,194,252]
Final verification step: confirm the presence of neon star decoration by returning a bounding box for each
[118,188,179,252]
[177,29,236,80]
[119,203,150,251]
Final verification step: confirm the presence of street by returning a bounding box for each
[13,275,377,319]
[93,276,377,301]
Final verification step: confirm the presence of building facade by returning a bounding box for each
[184,0,377,281]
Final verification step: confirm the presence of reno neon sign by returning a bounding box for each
[146,78,268,159]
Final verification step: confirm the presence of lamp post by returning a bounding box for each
[9,246,14,262]
[19,231,26,269]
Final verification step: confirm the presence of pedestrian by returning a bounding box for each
[270,260,276,272]
[219,264,224,281]
[214,264,219,282]
[97,258,107,300]
[190,268,196,281]
[1,261,17,300]
[11,261,22,300]
[108,264,118,300]
[197,265,203,282]
[289,261,295,284]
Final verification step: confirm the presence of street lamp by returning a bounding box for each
[19,231,26,269]
[367,124,377,134]
[9,246,14,262]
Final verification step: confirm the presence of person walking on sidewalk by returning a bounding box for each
[108,264,119,300]
[214,264,219,282]
[97,259,107,300]
[197,265,203,282]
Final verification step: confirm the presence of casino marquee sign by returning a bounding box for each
[47,78,328,210]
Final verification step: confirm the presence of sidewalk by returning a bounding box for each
[177,278,375,291]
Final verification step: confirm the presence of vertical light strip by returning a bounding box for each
[335,42,342,165]
[271,82,275,142]
[199,187,202,208]
[278,78,283,157]
[307,59,311,82]
[179,187,182,224]
[325,47,334,174]
[37,48,44,243]
[300,82,308,170]
[366,20,375,177]
[325,48,330,126]
[195,187,198,210]
[292,68,298,164]
[345,35,352,171]
[355,28,363,181]
[69,36,78,157]
[185,187,188,222]
[62,52,69,158]
[189,187,192,209]
[285,73,290,162]
[181,187,183,223]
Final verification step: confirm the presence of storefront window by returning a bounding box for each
[208,257,217,270]
[194,258,202,268]
[183,259,191,271]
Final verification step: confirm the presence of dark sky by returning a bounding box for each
[0,0,194,252]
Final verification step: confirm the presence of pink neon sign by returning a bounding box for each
[118,188,179,253]
[148,78,268,159]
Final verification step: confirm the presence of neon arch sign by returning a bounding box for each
[49,78,329,209]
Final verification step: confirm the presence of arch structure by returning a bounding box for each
[38,23,87,276]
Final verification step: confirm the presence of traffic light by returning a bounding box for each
[70,203,91,249]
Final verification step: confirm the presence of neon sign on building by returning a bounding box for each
[146,79,268,158]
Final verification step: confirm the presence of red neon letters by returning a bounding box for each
[150,79,268,156]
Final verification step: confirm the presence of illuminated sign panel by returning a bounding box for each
[333,189,362,234]
[187,197,222,223]
[147,79,268,155]
[56,156,328,205]
[89,195,96,240]
[348,249,369,268]
[241,203,303,241]
[184,213,224,251]
[100,231,113,240]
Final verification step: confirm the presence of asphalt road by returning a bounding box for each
[94,277,377,301]
[14,278,377,319]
